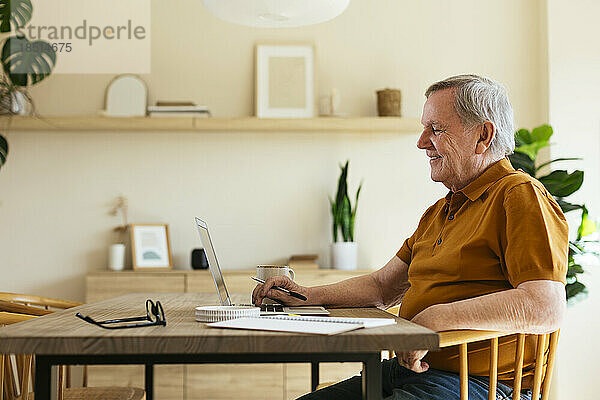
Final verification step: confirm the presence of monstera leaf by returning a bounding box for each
[508,151,535,176]
[566,281,587,299]
[0,133,8,169]
[514,125,552,160]
[538,169,584,198]
[0,0,32,32]
[2,36,56,87]
[530,124,553,142]
[557,199,583,213]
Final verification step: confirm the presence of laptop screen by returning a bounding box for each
[195,217,231,306]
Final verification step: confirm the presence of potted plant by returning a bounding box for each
[508,124,598,303]
[0,0,57,170]
[329,160,362,270]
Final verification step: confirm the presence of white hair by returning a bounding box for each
[425,74,515,159]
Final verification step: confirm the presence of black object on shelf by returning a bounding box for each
[191,248,209,270]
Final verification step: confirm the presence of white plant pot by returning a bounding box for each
[331,242,358,270]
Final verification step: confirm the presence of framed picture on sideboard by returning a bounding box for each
[130,224,173,270]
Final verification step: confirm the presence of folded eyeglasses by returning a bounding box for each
[76,299,166,329]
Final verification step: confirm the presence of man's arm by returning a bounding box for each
[396,279,565,373]
[411,279,566,334]
[252,256,410,308]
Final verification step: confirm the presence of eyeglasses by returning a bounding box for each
[76,299,166,329]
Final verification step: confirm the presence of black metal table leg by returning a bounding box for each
[362,353,382,400]
[34,355,52,400]
[145,363,154,400]
[311,361,320,391]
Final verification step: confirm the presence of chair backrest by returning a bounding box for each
[0,293,81,311]
[385,305,558,400]
[0,294,81,400]
[439,330,559,400]
[1,312,37,400]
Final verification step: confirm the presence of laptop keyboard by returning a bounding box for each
[260,304,285,313]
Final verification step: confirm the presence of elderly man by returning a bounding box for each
[252,74,568,400]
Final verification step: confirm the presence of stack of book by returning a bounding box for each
[147,101,211,117]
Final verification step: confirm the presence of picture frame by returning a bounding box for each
[130,224,173,270]
[255,44,315,118]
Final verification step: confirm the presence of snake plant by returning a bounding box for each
[329,161,362,242]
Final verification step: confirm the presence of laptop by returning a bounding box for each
[195,217,329,316]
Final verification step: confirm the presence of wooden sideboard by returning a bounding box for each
[85,269,371,400]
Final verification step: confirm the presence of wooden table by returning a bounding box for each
[0,293,439,400]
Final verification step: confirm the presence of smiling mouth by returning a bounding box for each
[429,156,442,161]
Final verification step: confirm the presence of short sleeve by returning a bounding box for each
[396,202,441,265]
[396,237,413,265]
[503,182,568,287]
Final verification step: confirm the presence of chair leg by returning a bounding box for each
[488,337,498,400]
[1,354,5,400]
[58,365,65,400]
[9,355,20,399]
[20,355,32,400]
[83,365,88,388]
[540,331,559,400]
[531,334,547,400]
[512,334,526,399]
[459,343,468,400]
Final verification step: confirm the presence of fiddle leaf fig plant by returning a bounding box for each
[0,0,57,171]
[509,124,598,302]
[329,160,363,242]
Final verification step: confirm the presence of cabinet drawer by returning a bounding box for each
[87,365,184,400]
[86,273,185,302]
[293,270,368,287]
[186,271,255,296]
[187,364,284,400]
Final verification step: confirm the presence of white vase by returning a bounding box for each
[108,243,126,271]
[331,242,358,270]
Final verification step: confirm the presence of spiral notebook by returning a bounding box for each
[207,315,396,335]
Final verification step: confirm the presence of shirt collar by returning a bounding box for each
[455,158,516,202]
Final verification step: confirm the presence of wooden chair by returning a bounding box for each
[316,306,558,400]
[385,305,558,400]
[1,312,36,400]
[438,329,558,400]
[0,293,145,400]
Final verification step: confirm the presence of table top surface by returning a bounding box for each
[0,293,439,355]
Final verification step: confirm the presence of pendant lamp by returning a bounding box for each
[201,0,350,28]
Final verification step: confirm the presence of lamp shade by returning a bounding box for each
[201,0,350,28]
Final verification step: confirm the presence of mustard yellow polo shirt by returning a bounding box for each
[396,157,568,382]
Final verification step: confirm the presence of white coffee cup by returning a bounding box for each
[256,265,295,304]
[109,244,126,271]
[256,265,295,281]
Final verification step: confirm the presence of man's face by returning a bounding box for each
[417,89,478,191]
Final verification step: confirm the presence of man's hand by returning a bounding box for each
[396,350,429,373]
[394,304,444,373]
[252,276,310,306]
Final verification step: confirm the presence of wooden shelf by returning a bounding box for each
[2,115,421,133]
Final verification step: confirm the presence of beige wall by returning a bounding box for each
[547,0,600,399]
[1,0,548,303]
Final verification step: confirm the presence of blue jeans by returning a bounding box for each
[298,358,532,400]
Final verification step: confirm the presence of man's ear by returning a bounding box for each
[475,121,496,154]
